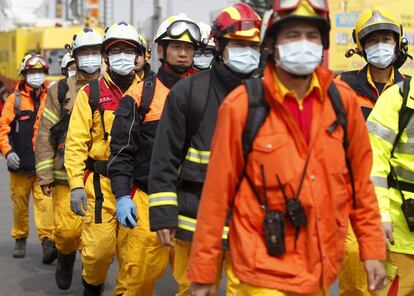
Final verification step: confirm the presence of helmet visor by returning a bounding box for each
[274,0,328,12]
[25,56,48,69]
[166,20,202,43]
[220,20,261,39]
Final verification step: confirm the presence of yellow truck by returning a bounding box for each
[0,25,103,92]
[329,0,414,74]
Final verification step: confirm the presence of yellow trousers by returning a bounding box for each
[236,282,328,296]
[339,226,372,296]
[375,252,414,296]
[52,183,82,255]
[82,172,127,294]
[10,172,54,242]
[174,239,240,296]
[124,189,173,296]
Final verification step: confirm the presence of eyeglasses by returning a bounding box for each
[273,0,328,13]
[165,20,202,43]
[107,47,137,55]
[194,48,216,57]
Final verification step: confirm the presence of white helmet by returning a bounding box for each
[103,22,140,50]
[61,52,75,69]
[198,22,215,48]
[72,28,103,53]
[154,13,201,45]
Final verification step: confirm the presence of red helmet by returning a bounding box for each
[210,2,261,43]
[19,53,49,75]
[263,0,330,48]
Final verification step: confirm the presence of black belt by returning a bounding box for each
[86,158,108,224]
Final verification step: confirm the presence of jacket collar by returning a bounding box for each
[211,61,244,95]
[263,63,334,106]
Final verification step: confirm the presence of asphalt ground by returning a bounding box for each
[0,158,221,296]
[0,158,338,295]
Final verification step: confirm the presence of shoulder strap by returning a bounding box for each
[88,79,108,140]
[88,79,101,114]
[242,77,269,160]
[138,75,157,123]
[57,78,69,106]
[327,81,357,208]
[186,71,211,143]
[14,91,22,116]
[57,78,69,117]
[392,76,414,157]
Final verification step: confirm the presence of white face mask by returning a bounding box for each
[194,55,214,70]
[108,53,136,76]
[67,70,77,77]
[78,54,102,74]
[365,42,396,69]
[275,40,323,76]
[26,73,45,88]
[224,46,260,74]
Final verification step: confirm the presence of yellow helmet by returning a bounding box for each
[138,34,151,61]
[353,8,401,51]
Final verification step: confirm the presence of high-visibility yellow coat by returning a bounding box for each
[367,80,414,254]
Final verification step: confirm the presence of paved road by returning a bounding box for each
[0,158,222,296]
[0,158,338,295]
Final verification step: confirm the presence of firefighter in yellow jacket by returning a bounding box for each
[368,77,414,295]
[35,28,103,291]
[338,9,410,296]
[0,53,55,263]
[64,22,143,295]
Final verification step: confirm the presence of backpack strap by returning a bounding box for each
[327,81,357,209]
[242,78,269,159]
[138,75,157,124]
[57,78,69,117]
[392,76,413,157]
[14,91,22,133]
[88,79,109,141]
[14,91,22,116]
[186,71,211,146]
[387,77,414,195]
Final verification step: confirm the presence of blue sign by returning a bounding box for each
[336,13,360,28]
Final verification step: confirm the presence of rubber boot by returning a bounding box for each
[13,238,26,258]
[55,251,76,290]
[42,237,57,264]
[82,278,105,296]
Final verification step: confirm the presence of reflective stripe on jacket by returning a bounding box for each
[187,63,386,293]
[367,80,414,254]
[35,72,96,185]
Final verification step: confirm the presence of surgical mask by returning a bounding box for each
[275,40,323,75]
[224,47,260,74]
[67,70,77,77]
[365,42,396,69]
[78,54,102,74]
[108,53,136,76]
[26,73,45,88]
[194,55,214,70]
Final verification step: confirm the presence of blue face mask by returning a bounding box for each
[224,46,260,74]
[193,54,214,70]
[77,54,102,74]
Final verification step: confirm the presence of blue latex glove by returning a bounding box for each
[116,195,137,228]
